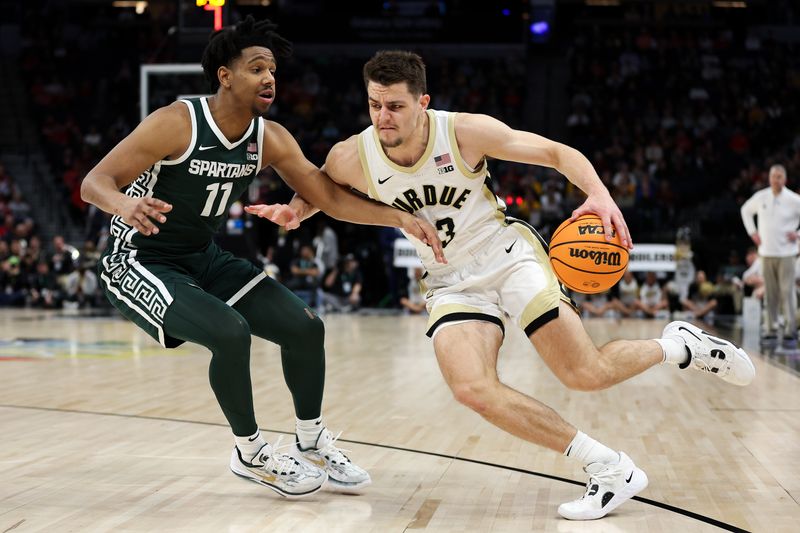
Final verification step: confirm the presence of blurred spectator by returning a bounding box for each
[257,246,281,280]
[680,270,718,321]
[48,235,77,285]
[581,291,614,318]
[313,219,339,274]
[286,243,322,306]
[0,257,27,307]
[63,261,99,309]
[28,261,61,309]
[399,267,427,314]
[320,254,363,312]
[81,240,101,269]
[636,272,669,318]
[8,191,31,221]
[609,270,639,317]
[741,247,765,299]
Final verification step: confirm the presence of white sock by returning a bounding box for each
[655,338,689,365]
[234,429,266,461]
[564,430,619,466]
[296,417,323,449]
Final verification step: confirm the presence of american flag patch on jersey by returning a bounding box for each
[247,142,258,152]
[434,153,452,167]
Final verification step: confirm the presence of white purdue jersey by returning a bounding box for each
[358,109,506,270]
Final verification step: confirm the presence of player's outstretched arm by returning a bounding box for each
[80,104,187,236]
[455,113,632,249]
[260,122,446,263]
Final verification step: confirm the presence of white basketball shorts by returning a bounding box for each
[422,218,575,338]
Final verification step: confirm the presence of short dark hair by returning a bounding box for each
[201,15,292,92]
[363,50,427,96]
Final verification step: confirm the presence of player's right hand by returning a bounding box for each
[244,203,301,230]
[400,214,447,264]
[119,196,172,236]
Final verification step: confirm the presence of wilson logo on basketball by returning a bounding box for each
[568,248,622,266]
[548,215,629,294]
[577,224,616,237]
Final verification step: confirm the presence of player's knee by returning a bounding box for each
[300,313,325,345]
[212,313,251,354]
[451,380,497,415]
[284,312,325,353]
[559,363,609,392]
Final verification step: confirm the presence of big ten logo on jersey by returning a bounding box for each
[246,141,258,161]
[434,153,454,175]
[578,223,615,238]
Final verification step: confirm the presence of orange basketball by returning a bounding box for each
[548,215,629,294]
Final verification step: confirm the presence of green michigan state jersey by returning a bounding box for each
[109,97,263,255]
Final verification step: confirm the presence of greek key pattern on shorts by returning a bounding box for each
[103,253,169,323]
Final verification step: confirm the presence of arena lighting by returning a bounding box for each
[712,1,747,7]
[585,0,621,6]
[196,0,225,30]
[531,21,549,35]
[112,1,148,15]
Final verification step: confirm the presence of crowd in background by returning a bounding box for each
[562,27,800,257]
[3,3,800,317]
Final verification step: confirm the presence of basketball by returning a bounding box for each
[548,215,629,294]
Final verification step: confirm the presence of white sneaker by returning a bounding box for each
[558,452,648,520]
[662,320,755,386]
[293,428,371,492]
[230,438,327,498]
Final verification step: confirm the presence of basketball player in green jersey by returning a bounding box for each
[252,51,756,518]
[80,22,446,499]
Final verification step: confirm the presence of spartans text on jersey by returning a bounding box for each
[188,159,258,179]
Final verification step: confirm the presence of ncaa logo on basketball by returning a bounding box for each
[578,224,615,237]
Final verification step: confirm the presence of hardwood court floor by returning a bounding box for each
[0,309,797,532]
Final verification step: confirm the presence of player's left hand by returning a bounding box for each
[244,203,300,230]
[571,191,633,249]
[401,214,447,264]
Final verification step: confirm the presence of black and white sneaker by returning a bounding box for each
[558,451,648,520]
[663,321,756,386]
[230,438,327,498]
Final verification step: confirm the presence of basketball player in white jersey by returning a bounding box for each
[247,51,756,520]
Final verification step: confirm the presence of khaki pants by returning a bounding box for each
[761,255,797,337]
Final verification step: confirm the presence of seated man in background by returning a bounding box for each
[680,270,718,321]
[63,261,99,309]
[608,269,639,317]
[741,247,764,299]
[634,271,669,318]
[399,266,427,314]
[580,290,615,318]
[320,254,363,312]
[285,243,322,306]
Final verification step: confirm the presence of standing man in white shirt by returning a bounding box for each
[741,164,800,345]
